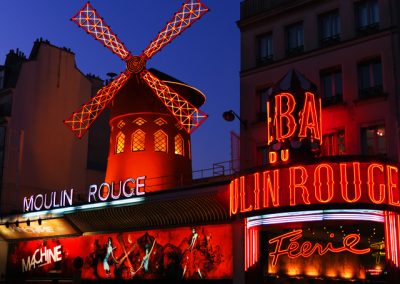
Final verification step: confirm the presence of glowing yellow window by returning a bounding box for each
[154,130,168,152]
[154,117,167,126]
[132,130,145,151]
[116,132,125,154]
[133,117,146,126]
[174,135,184,156]
[117,120,126,129]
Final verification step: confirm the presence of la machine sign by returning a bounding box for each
[23,176,146,212]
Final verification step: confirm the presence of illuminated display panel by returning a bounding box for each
[263,222,386,282]
[0,218,78,240]
[7,224,232,280]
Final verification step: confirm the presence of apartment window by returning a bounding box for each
[286,22,304,56]
[322,130,345,156]
[174,134,184,156]
[257,33,273,66]
[154,130,168,152]
[115,132,125,154]
[358,58,383,99]
[356,0,379,32]
[319,10,340,45]
[361,125,386,155]
[257,88,271,121]
[132,129,145,152]
[320,68,343,106]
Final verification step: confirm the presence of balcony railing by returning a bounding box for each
[256,55,274,67]
[358,85,384,100]
[322,94,343,107]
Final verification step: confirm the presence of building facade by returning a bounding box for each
[238,0,400,169]
[1,1,400,283]
[0,39,108,216]
[236,0,400,282]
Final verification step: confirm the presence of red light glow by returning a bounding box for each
[384,212,400,267]
[268,229,370,267]
[267,91,322,146]
[230,161,400,215]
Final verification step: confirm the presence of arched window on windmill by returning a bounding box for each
[154,130,168,153]
[132,129,146,152]
[115,132,125,154]
[174,134,184,156]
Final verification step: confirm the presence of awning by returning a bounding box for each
[66,180,230,234]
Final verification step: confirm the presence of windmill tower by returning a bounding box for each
[64,1,209,192]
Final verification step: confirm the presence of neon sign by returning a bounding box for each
[268,229,370,266]
[88,176,145,203]
[267,92,322,143]
[230,161,400,215]
[266,88,322,164]
[23,189,74,212]
[22,176,146,212]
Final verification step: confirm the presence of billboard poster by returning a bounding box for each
[7,224,232,280]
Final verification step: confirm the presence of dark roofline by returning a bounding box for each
[29,38,75,60]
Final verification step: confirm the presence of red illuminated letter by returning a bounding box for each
[298,92,321,141]
[289,166,310,206]
[267,101,273,145]
[254,173,260,210]
[314,164,334,203]
[386,165,400,206]
[274,93,296,141]
[281,149,289,162]
[262,170,280,208]
[230,179,239,215]
[269,151,278,164]
[340,163,362,203]
[240,176,253,213]
[367,164,385,204]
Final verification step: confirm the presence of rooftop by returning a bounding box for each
[240,0,314,20]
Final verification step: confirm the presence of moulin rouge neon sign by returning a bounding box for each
[267,92,322,145]
[269,229,371,266]
[266,88,322,164]
[23,176,146,212]
[230,161,400,215]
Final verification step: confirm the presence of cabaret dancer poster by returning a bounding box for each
[8,224,233,280]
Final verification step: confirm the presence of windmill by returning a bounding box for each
[65,1,209,191]
[64,0,208,138]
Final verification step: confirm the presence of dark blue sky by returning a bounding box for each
[0,0,241,171]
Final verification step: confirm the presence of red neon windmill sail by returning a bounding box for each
[64,1,209,138]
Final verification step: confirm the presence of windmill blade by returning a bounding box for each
[71,2,131,60]
[64,71,131,138]
[141,0,209,60]
[141,69,207,134]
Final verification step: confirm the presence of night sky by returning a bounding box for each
[0,0,241,171]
